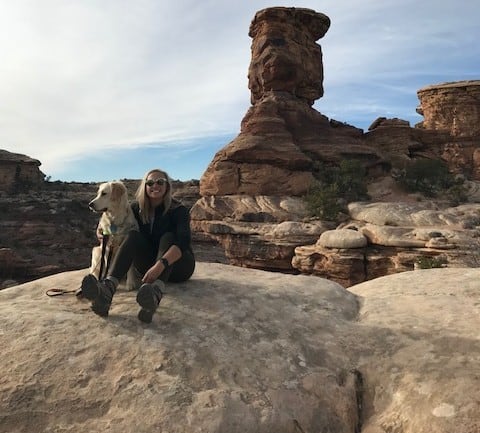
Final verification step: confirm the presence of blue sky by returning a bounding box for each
[0,0,479,182]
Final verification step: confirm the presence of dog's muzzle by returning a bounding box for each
[88,201,107,212]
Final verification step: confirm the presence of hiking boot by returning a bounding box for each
[81,274,116,317]
[136,280,164,323]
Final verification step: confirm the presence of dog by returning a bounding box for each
[88,181,139,291]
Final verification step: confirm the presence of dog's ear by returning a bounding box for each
[110,182,127,203]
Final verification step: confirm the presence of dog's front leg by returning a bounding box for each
[125,266,142,291]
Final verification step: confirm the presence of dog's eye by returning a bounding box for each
[101,192,107,196]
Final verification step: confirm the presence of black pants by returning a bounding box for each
[109,231,195,283]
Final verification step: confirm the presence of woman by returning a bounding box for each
[81,168,195,323]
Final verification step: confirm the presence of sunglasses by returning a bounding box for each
[145,178,167,187]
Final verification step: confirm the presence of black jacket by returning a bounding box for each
[131,200,192,254]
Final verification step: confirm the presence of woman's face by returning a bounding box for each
[145,172,168,202]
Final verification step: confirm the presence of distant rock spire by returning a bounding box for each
[248,7,330,106]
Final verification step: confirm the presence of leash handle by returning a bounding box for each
[45,288,78,297]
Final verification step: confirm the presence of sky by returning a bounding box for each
[0,0,479,183]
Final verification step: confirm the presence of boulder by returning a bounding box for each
[318,229,368,249]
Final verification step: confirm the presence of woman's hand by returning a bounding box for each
[142,261,165,284]
[96,226,104,243]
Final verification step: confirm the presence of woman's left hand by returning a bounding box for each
[142,261,165,284]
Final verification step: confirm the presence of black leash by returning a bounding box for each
[46,234,111,297]
[45,288,79,297]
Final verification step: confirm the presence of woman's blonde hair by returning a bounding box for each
[135,168,173,224]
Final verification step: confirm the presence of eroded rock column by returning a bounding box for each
[199,7,343,198]
[248,7,330,106]
[192,8,342,272]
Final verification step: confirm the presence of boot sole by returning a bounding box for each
[136,284,163,323]
[92,301,110,317]
[81,274,111,317]
[81,274,99,301]
[136,284,162,311]
[138,308,154,324]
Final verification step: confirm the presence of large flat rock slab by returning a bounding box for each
[1,264,479,432]
[0,263,360,433]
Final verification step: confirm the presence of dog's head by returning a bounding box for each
[89,181,128,213]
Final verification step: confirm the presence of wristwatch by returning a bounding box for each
[160,257,170,268]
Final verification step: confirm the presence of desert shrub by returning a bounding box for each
[462,214,480,229]
[304,183,342,221]
[394,159,459,197]
[416,255,447,269]
[304,160,370,221]
[444,183,469,206]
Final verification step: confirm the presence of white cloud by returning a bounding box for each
[0,0,478,179]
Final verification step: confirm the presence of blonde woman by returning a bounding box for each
[81,168,195,323]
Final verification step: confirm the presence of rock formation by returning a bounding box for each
[192,7,385,272]
[198,7,384,197]
[1,264,478,432]
[417,80,480,137]
[0,149,45,193]
[364,81,480,181]
[293,201,480,287]
[191,8,480,281]
[417,80,480,179]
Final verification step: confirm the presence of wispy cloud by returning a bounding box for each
[0,0,478,180]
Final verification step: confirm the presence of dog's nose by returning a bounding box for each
[88,201,95,210]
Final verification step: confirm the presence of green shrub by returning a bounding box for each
[394,159,457,197]
[416,255,447,269]
[304,183,342,221]
[304,159,370,221]
[445,183,469,206]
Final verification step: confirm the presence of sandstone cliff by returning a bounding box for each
[190,7,480,284]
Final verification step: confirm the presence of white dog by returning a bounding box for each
[88,181,139,290]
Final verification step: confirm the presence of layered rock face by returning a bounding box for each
[0,185,98,287]
[192,9,480,277]
[417,80,480,137]
[0,149,45,192]
[416,80,480,179]
[364,117,450,169]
